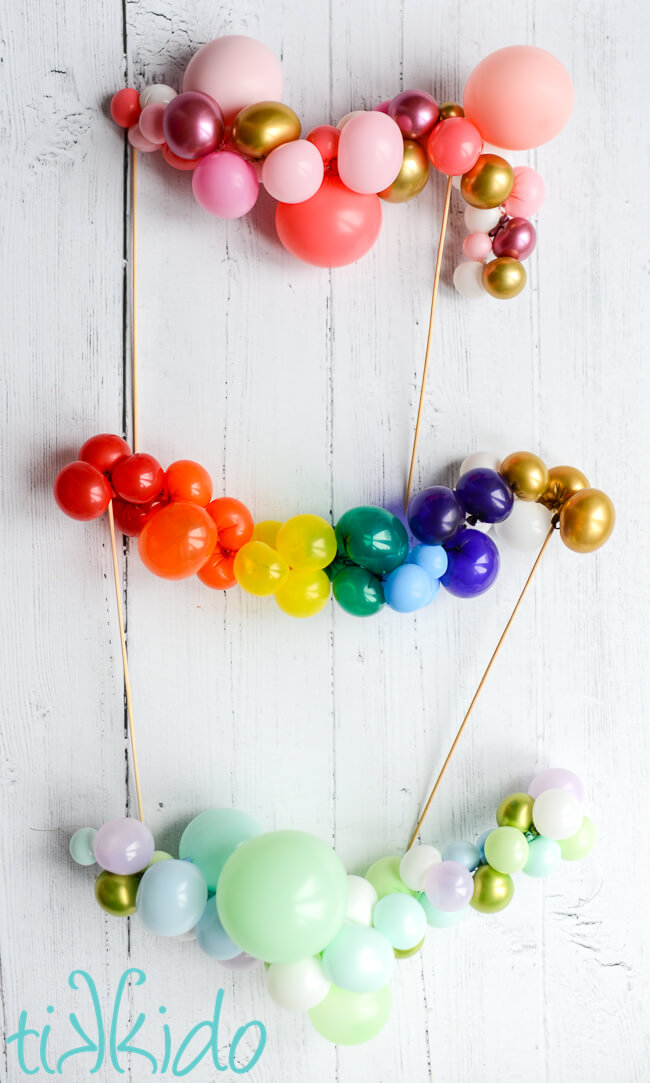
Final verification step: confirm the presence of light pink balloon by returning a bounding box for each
[183,35,283,124]
[128,124,159,152]
[337,111,404,195]
[262,139,324,203]
[138,103,166,145]
[462,232,492,261]
[504,166,546,217]
[192,151,259,218]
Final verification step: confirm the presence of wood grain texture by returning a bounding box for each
[1,0,649,1079]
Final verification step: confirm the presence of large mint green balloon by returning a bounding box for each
[309,984,391,1045]
[335,507,409,575]
[216,830,348,964]
[179,808,262,892]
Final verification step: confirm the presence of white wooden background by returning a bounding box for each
[2,0,649,1079]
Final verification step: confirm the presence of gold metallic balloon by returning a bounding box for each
[460,153,514,208]
[500,451,548,501]
[438,102,464,119]
[539,465,590,512]
[95,871,140,917]
[482,257,526,299]
[496,793,534,833]
[470,865,514,914]
[559,488,615,553]
[231,101,301,159]
[379,139,430,203]
[394,936,425,959]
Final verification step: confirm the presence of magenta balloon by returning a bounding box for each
[93,818,155,874]
[424,860,473,913]
[528,768,585,803]
[492,217,536,260]
[192,151,259,218]
[163,91,225,160]
[389,89,439,139]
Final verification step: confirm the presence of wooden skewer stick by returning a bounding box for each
[131,148,139,453]
[406,520,558,850]
[403,174,454,514]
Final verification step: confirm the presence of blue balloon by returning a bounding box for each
[322,924,394,993]
[418,893,470,928]
[136,859,207,936]
[476,830,491,863]
[456,469,514,523]
[523,836,561,878]
[442,529,500,598]
[195,898,241,959]
[408,486,464,545]
[407,543,448,580]
[442,840,480,872]
[383,563,438,612]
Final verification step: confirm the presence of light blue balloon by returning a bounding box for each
[136,859,207,936]
[383,564,437,613]
[418,893,470,928]
[195,898,241,959]
[70,827,97,866]
[408,543,448,580]
[179,808,262,892]
[322,924,394,993]
[523,836,561,878]
[476,830,491,863]
[442,840,480,872]
[372,892,427,951]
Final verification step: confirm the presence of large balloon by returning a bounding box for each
[337,111,404,194]
[308,984,391,1045]
[138,503,218,579]
[276,175,382,267]
[183,35,284,124]
[179,808,262,892]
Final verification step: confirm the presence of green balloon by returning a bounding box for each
[179,808,262,892]
[484,826,529,874]
[335,507,409,576]
[559,816,596,861]
[325,554,355,581]
[333,565,384,616]
[148,850,173,866]
[365,856,415,900]
[309,984,391,1045]
[217,830,348,964]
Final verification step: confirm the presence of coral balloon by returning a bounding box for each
[337,111,404,194]
[192,151,259,218]
[165,460,212,506]
[53,461,112,521]
[504,166,546,217]
[427,117,482,176]
[138,503,218,579]
[161,144,200,171]
[262,139,324,203]
[559,488,615,553]
[307,125,340,167]
[78,433,130,476]
[110,88,141,128]
[276,175,382,268]
[183,35,284,124]
[163,91,224,160]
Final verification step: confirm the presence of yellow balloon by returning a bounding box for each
[470,865,514,914]
[496,793,534,833]
[274,569,331,618]
[559,488,615,553]
[231,101,301,159]
[95,871,139,916]
[253,519,283,548]
[233,541,289,595]
[482,257,526,299]
[500,451,548,501]
[275,514,337,571]
[460,154,514,208]
[379,140,430,203]
[539,466,590,512]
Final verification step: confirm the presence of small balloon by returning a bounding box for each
[322,924,394,993]
[179,808,262,892]
[112,453,164,504]
[539,466,590,512]
[78,433,131,476]
[456,468,514,523]
[372,893,427,951]
[524,836,562,877]
[484,827,529,874]
[195,898,241,960]
[192,151,259,218]
[139,84,177,109]
[136,860,208,936]
[95,871,140,917]
[383,563,438,613]
[470,865,514,913]
[252,519,282,548]
[504,166,546,217]
[138,103,166,145]
[308,984,391,1046]
[365,856,415,900]
[493,500,553,551]
[113,495,168,538]
[274,568,331,618]
[559,488,615,553]
[438,102,464,120]
[337,111,404,195]
[453,261,486,299]
[379,140,429,203]
[461,154,514,209]
[306,124,340,167]
[93,818,154,875]
[496,793,534,832]
[138,503,218,580]
[462,232,492,261]
[418,892,469,928]
[399,845,441,892]
[441,841,480,872]
[528,768,585,803]
[276,514,337,571]
[110,88,141,128]
[231,101,301,159]
[165,460,212,506]
[459,451,502,477]
[388,89,438,139]
[70,827,97,866]
[482,256,526,299]
[332,565,385,616]
[427,117,482,176]
[424,860,473,912]
[500,451,548,501]
[408,486,464,546]
[262,139,324,203]
[233,540,289,595]
[532,788,583,840]
[336,506,409,575]
[162,91,224,160]
[266,956,331,1012]
[53,461,112,521]
[407,543,448,580]
[128,129,159,158]
[464,205,503,233]
[441,529,500,598]
[559,816,596,861]
[492,216,536,260]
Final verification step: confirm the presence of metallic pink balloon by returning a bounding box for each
[388,89,439,139]
[492,216,537,260]
[163,91,225,160]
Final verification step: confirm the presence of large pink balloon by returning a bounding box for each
[192,151,259,218]
[463,45,573,150]
[337,111,404,195]
[183,35,283,124]
[262,140,324,203]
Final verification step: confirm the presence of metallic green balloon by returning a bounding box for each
[484,827,529,874]
[559,816,596,861]
[333,565,384,616]
[95,871,139,916]
[335,507,409,576]
[309,983,391,1045]
[179,808,262,892]
[496,793,534,832]
[470,865,514,914]
[364,856,415,900]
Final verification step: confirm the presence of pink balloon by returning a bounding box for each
[463,232,492,261]
[504,166,546,217]
[463,45,573,150]
[183,35,283,124]
[138,103,166,145]
[128,124,159,152]
[192,151,259,218]
[163,91,224,160]
[427,117,483,176]
[337,111,404,195]
[374,100,391,114]
[262,139,324,204]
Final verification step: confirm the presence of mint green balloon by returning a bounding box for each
[70,827,97,866]
[309,984,391,1045]
[418,892,470,928]
[559,816,596,861]
[179,808,262,892]
[217,830,348,964]
[365,856,415,900]
[484,826,529,874]
[523,836,561,877]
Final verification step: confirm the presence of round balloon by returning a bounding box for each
[276,175,382,267]
[266,956,331,1012]
[441,529,500,598]
[93,818,154,875]
[183,35,284,124]
[195,898,241,960]
[309,984,391,1046]
[138,503,218,579]
[322,924,394,993]
[337,111,404,194]
[192,151,259,219]
[332,565,385,617]
[136,860,208,936]
[262,140,324,203]
[335,506,409,575]
[179,808,262,892]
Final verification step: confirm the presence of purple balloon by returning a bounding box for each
[163,91,225,160]
[408,486,464,545]
[93,817,154,874]
[424,860,473,912]
[528,768,584,803]
[456,468,514,524]
[388,89,439,139]
[219,951,261,971]
[492,216,537,260]
[442,529,500,598]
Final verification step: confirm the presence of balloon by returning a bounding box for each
[262,139,324,203]
[322,925,394,993]
[453,261,486,299]
[407,543,448,580]
[493,500,553,550]
[110,88,141,128]
[95,871,140,916]
[161,144,200,171]
[195,898,241,960]
[53,461,112,520]
[266,957,331,1012]
[524,836,561,877]
[205,497,254,550]
[138,103,166,145]
[463,46,574,151]
[504,166,546,217]
[128,124,159,152]
[456,468,514,523]
[231,101,301,159]
[539,465,589,512]
[309,984,391,1045]
[275,514,336,570]
[388,89,438,139]
[559,488,615,553]
[337,111,404,194]
[336,506,408,575]
[427,117,482,176]
[179,809,262,892]
[532,788,583,840]
[492,217,536,260]
[78,433,130,475]
[462,232,492,261]
[484,827,529,874]
[165,460,212,506]
[500,451,548,501]
[219,952,260,971]
[112,495,168,538]
[93,818,154,874]
[136,860,208,936]
[496,793,534,832]
[216,830,348,963]
[276,175,382,267]
[139,84,177,109]
[192,151,259,218]
[148,851,173,865]
[345,875,379,926]
[483,254,525,297]
[408,486,464,545]
[70,827,97,866]
[252,519,282,548]
[372,893,427,951]
[441,529,500,598]
[461,155,514,209]
[337,110,365,130]
[459,451,502,477]
[307,124,340,167]
[112,453,164,504]
[418,892,469,928]
[476,830,491,863]
[374,100,391,114]
[394,938,425,959]
[425,861,473,912]
[365,856,415,900]
[399,845,441,892]
[332,565,384,616]
[383,563,438,612]
[379,140,429,203]
[528,768,585,803]
[470,865,514,913]
[183,35,284,125]
[441,841,480,872]
[275,569,331,617]
[464,205,502,233]
[559,816,596,861]
[233,540,289,595]
[138,503,218,579]
[197,549,236,590]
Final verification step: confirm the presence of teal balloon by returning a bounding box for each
[217,830,348,964]
[309,984,391,1045]
[195,898,241,960]
[418,892,470,928]
[372,892,427,951]
[70,827,97,866]
[322,924,394,993]
[179,808,262,892]
[523,836,561,878]
[333,565,384,616]
[335,506,409,575]
[136,859,207,936]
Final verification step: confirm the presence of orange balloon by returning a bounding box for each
[197,549,237,590]
[165,460,213,506]
[138,503,217,579]
[206,497,254,551]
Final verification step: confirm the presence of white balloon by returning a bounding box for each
[399,844,441,892]
[463,205,502,233]
[459,452,502,477]
[266,957,331,1012]
[337,110,365,130]
[494,500,553,551]
[453,261,486,299]
[345,875,378,926]
[139,84,177,109]
[532,789,583,840]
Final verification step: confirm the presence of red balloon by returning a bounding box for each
[112,496,168,537]
[275,175,382,267]
[206,497,254,551]
[78,433,131,476]
[306,125,340,168]
[138,503,218,580]
[165,460,213,506]
[197,549,237,590]
[110,88,141,129]
[54,461,112,521]
[427,117,483,176]
[112,453,164,504]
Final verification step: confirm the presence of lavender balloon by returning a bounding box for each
[442,529,500,598]
[389,89,439,139]
[424,860,473,912]
[93,817,154,874]
[528,767,584,803]
[219,951,261,971]
[163,91,225,160]
[492,216,537,260]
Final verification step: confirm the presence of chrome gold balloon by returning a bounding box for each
[500,451,548,501]
[559,488,615,553]
[95,870,140,916]
[438,102,464,119]
[496,793,534,833]
[231,101,301,159]
[470,865,514,914]
[394,936,425,959]
[379,139,429,203]
[540,465,590,511]
[482,257,526,299]
[460,153,514,208]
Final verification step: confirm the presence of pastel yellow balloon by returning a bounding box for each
[539,465,590,512]
[276,514,337,571]
[379,140,430,203]
[253,519,283,548]
[559,488,615,553]
[233,541,289,595]
[275,568,331,618]
[500,451,548,501]
[231,101,301,159]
